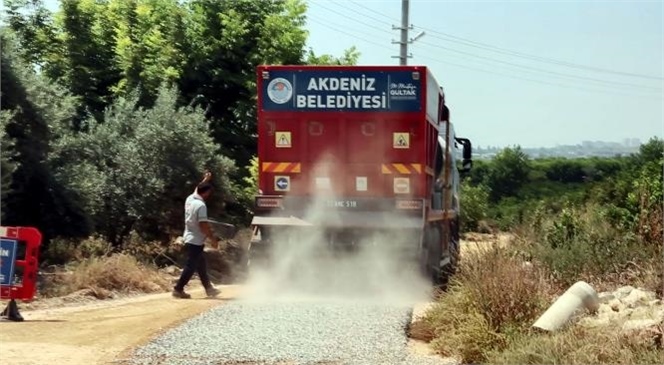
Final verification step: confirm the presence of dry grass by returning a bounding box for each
[41,253,171,298]
[425,292,506,364]
[412,244,553,364]
[414,232,662,365]
[458,245,554,331]
[487,325,663,365]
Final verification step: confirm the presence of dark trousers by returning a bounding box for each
[175,243,211,291]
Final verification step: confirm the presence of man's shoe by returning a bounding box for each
[205,287,221,298]
[172,289,191,299]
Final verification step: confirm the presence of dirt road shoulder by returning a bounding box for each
[0,285,241,365]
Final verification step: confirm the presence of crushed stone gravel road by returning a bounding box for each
[126,298,451,365]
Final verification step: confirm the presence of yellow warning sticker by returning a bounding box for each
[393,132,409,149]
[276,131,292,148]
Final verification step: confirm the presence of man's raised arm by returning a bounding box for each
[194,170,212,194]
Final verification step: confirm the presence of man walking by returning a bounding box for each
[173,171,222,299]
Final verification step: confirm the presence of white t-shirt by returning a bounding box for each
[183,193,209,245]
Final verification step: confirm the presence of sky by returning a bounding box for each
[304,0,663,148]
[32,0,664,148]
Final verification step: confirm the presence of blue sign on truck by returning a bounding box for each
[0,239,17,286]
[262,70,422,112]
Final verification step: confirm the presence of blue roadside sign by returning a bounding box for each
[0,239,18,286]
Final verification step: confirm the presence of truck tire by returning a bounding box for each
[419,227,433,277]
[423,226,444,287]
[437,221,460,290]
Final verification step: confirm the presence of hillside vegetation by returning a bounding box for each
[418,140,664,364]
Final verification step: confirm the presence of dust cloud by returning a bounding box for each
[243,158,432,306]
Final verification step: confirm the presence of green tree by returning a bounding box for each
[106,0,187,105]
[543,158,586,183]
[44,0,121,125]
[5,0,352,169]
[50,86,236,245]
[4,0,58,71]
[178,0,309,169]
[305,46,360,65]
[463,158,490,186]
[459,182,490,231]
[632,137,663,166]
[0,110,18,224]
[486,146,531,201]
[0,32,90,239]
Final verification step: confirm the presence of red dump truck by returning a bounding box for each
[249,65,472,286]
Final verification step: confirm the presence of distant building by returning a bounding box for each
[473,139,642,160]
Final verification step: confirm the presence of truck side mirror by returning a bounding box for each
[455,137,473,173]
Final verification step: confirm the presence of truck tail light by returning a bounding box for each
[256,197,283,208]
[396,199,423,210]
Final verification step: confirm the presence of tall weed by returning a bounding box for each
[414,244,552,364]
[459,246,552,331]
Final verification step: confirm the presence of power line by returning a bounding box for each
[342,0,664,81]
[414,53,662,100]
[305,16,662,100]
[318,1,661,92]
[311,3,661,94]
[310,2,395,36]
[416,40,661,92]
[306,15,395,52]
[417,28,664,81]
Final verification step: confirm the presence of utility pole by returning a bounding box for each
[398,0,409,65]
[392,0,424,65]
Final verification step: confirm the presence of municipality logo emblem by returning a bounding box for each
[267,78,293,104]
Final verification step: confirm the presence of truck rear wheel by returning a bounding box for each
[420,225,444,287]
[435,222,460,290]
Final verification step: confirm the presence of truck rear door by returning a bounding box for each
[258,66,426,199]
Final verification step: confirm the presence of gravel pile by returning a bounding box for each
[129,299,451,365]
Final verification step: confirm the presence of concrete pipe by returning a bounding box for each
[532,281,599,332]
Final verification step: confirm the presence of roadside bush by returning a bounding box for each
[49,85,237,246]
[519,204,661,291]
[459,182,489,232]
[43,235,112,265]
[459,246,552,331]
[412,284,505,364]
[413,244,552,364]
